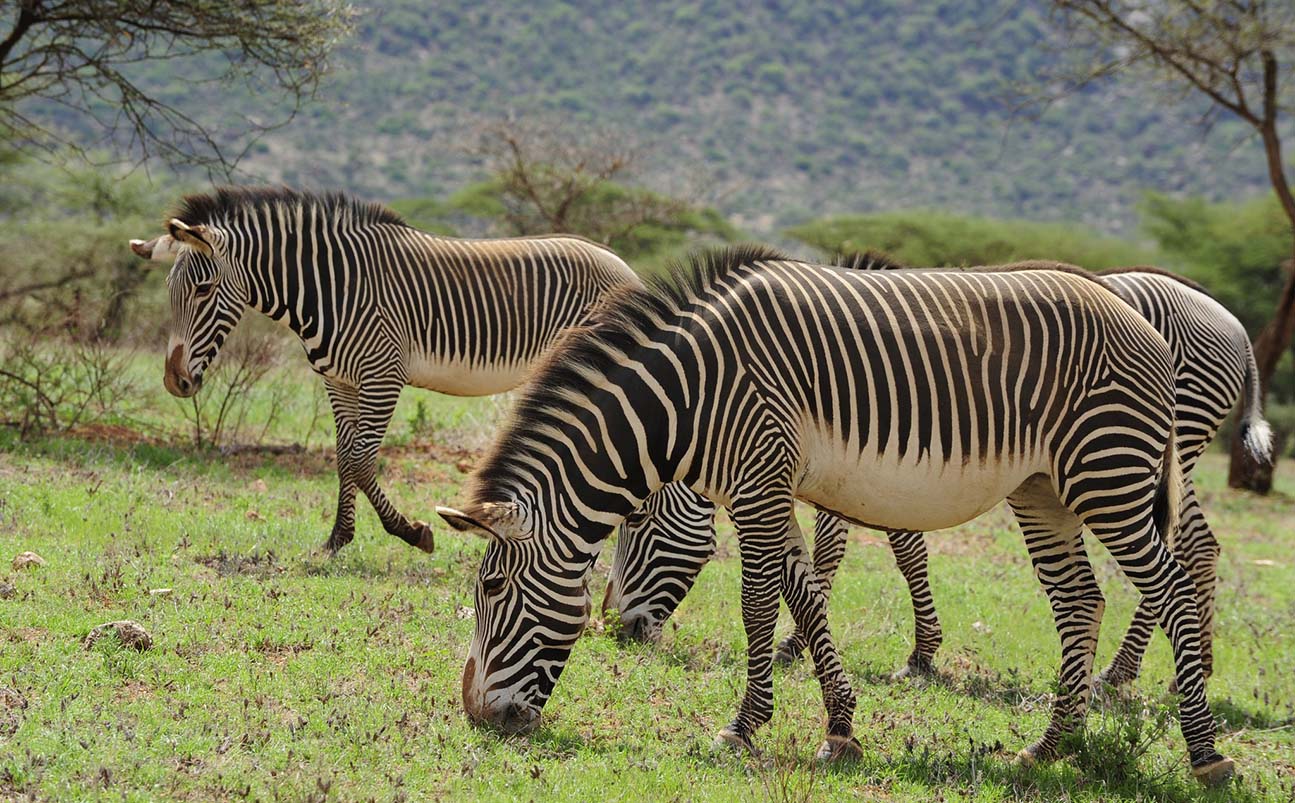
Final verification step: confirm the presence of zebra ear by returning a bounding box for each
[436,502,528,540]
[167,218,213,255]
[129,234,181,263]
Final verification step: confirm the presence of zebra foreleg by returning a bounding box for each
[323,379,362,554]
[350,381,435,553]
[714,499,793,755]
[1009,477,1103,764]
[886,531,942,679]
[778,510,860,762]
[773,511,848,665]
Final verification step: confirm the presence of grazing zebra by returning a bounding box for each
[130,187,640,554]
[604,262,1272,691]
[436,247,1231,783]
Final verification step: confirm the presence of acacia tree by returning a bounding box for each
[451,118,735,261]
[0,0,355,171]
[1047,0,1295,492]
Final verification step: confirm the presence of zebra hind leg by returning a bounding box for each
[1008,477,1104,765]
[1073,486,1230,783]
[1098,480,1217,692]
[774,511,848,666]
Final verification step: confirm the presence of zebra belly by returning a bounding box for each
[796,441,1044,533]
[405,354,530,397]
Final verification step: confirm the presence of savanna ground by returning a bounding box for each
[1,351,1293,802]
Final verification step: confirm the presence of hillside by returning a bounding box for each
[48,1,1274,236]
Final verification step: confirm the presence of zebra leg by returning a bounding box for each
[323,379,361,554]
[774,511,848,665]
[1007,476,1103,764]
[1099,478,1217,690]
[713,501,784,754]
[1071,484,1228,780]
[778,511,860,762]
[352,380,435,553]
[887,531,942,679]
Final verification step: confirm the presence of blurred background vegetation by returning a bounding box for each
[2,0,1294,460]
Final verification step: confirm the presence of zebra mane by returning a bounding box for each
[1097,265,1216,298]
[469,244,789,504]
[831,250,908,271]
[171,186,407,230]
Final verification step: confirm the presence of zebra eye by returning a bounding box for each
[623,511,648,528]
[193,282,215,299]
[481,575,506,595]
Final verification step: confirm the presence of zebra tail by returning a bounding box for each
[1237,338,1274,464]
[1153,432,1184,548]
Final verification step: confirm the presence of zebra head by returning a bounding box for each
[437,500,604,735]
[143,218,247,397]
[603,483,717,643]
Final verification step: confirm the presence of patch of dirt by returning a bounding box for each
[0,686,27,738]
[195,550,284,578]
[68,422,151,444]
[256,642,314,666]
[83,620,153,651]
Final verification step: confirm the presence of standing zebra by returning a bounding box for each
[436,247,1231,784]
[604,262,1271,689]
[130,187,640,554]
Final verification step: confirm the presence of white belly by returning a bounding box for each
[406,354,530,397]
[796,429,1047,532]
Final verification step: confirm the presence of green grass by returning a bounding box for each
[2,357,1293,801]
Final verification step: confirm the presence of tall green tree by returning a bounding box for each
[0,1,355,171]
[1045,0,1295,490]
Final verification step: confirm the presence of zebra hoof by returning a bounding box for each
[322,533,353,557]
[773,640,804,666]
[815,735,863,763]
[891,655,934,681]
[411,521,436,553]
[1013,741,1056,767]
[1191,756,1234,787]
[1095,666,1134,688]
[713,726,758,756]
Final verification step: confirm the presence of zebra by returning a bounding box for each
[129,186,641,554]
[603,262,1272,690]
[435,246,1232,784]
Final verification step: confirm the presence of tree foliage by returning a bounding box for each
[391,120,736,264]
[1044,0,1295,489]
[787,211,1151,269]
[0,0,356,170]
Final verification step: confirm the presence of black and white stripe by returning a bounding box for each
[437,247,1229,781]
[143,187,640,553]
[606,263,1270,695]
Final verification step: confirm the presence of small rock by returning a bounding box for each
[84,620,153,651]
[12,552,45,570]
[455,606,475,620]
[0,582,15,599]
[148,588,173,597]
[250,478,268,494]
[455,459,474,474]
[245,509,264,522]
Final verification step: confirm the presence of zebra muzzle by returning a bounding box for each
[163,344,200,397]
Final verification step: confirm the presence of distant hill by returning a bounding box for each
[69,0,1273,236]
